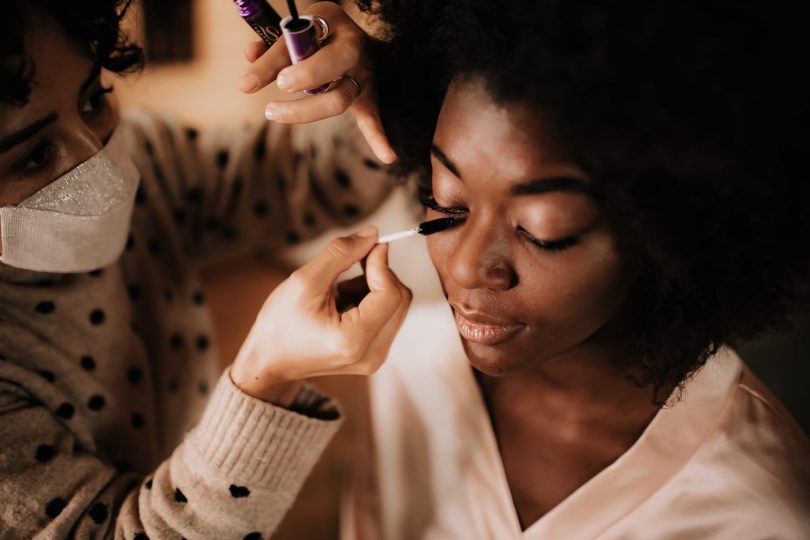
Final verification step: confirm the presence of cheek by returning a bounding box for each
[426,226,458,289]
[523,235,633,339]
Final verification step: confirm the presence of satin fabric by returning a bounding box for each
[342,246,810,539]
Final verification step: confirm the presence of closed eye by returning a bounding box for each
[418,186,467,215]
[518,227,579,252]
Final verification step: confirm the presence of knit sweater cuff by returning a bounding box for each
[188,368,343,490]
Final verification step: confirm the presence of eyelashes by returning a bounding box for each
[417,185,580,252]
[418,186,467,215]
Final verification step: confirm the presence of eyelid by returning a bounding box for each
[418,186,467,215]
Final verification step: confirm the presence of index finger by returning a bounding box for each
[238,36,292,94]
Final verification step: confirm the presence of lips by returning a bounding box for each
[451,304,524,346]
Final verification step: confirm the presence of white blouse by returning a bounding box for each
[342,245,810,539]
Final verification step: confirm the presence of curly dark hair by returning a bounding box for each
[0,0,143,105]
[358,0,810,396]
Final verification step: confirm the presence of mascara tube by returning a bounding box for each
[281,15,330,94]
[233,0,283,47]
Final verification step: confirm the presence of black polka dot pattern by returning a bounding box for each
[343,204,360,218]
[89,309,105,326]
[286,231,300,245]
[170,334,184,350]
[80,355,96,371]
[35,301,55,314]
[174,488,187,503]
[55,402,75,420]
[87,395,106,411]
[195,335,210,352]
[253,201,269,218]
[36,444,55,463]
[128,285,141,301]
[45,497,67,518]
[229,484,250,498]
[362,157,382,170]
[216,150,230,169]
[89,502,108,524]
[127,367,143,384]
[334,169,352,189]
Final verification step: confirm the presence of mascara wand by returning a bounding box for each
[378,217,462,244]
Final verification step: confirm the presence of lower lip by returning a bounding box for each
[454,313,524,346]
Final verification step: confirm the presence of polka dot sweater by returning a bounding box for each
[0,110,395,538]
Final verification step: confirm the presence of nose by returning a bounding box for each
[447,215,516,291]
[65,120,105,165]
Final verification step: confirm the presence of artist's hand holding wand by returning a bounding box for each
[238,2,395,164]
[230,227,412,405]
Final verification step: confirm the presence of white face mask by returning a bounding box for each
[0,128,140,273]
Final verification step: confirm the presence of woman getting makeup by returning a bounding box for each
[242,0,810,538]
[0,1,404,537]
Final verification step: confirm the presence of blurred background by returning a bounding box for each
[115,1,809,538]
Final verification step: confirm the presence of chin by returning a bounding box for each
[459,336,545,377]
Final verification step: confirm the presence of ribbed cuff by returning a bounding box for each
[188,369,343,490]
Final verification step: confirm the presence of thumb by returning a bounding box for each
[299,226,379,290]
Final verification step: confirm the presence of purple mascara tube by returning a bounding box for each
[281,0,329,95]
[233,0,283,47]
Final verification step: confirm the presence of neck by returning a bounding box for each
[477,339,664,440]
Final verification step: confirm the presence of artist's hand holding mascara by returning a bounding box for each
[230,227,412,405]
[238,2,395,164]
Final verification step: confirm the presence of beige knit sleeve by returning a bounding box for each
[120,109,398,269]
[0,364,341,538]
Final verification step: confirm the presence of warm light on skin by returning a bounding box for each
[0,13,119,254]
[425,77,638,377]
[0,14,119,206]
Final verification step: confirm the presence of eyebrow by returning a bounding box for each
[430,142,595,198]
[0,64,101,155]
[0,112,58,153]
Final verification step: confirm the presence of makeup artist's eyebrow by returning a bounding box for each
[0,112,58,153]
[512,177,594,198]
[430,144,461,178]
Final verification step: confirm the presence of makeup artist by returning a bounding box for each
[0,1,405,537]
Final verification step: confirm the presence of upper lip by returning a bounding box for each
[450,302,522,327]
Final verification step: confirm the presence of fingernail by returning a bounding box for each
[239,74,260,93]
[265,105,282,121]
[356,226,377,238]
[276,71,293,90]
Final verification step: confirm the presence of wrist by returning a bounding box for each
[231,342,302,407]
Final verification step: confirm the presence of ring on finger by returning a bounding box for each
[342,75,362,99]
[312,15,330,43]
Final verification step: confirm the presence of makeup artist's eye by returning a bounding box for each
[418,186,467,215]
[17,142,57,174]
[518,227,579,253]
[81,86,114,115]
